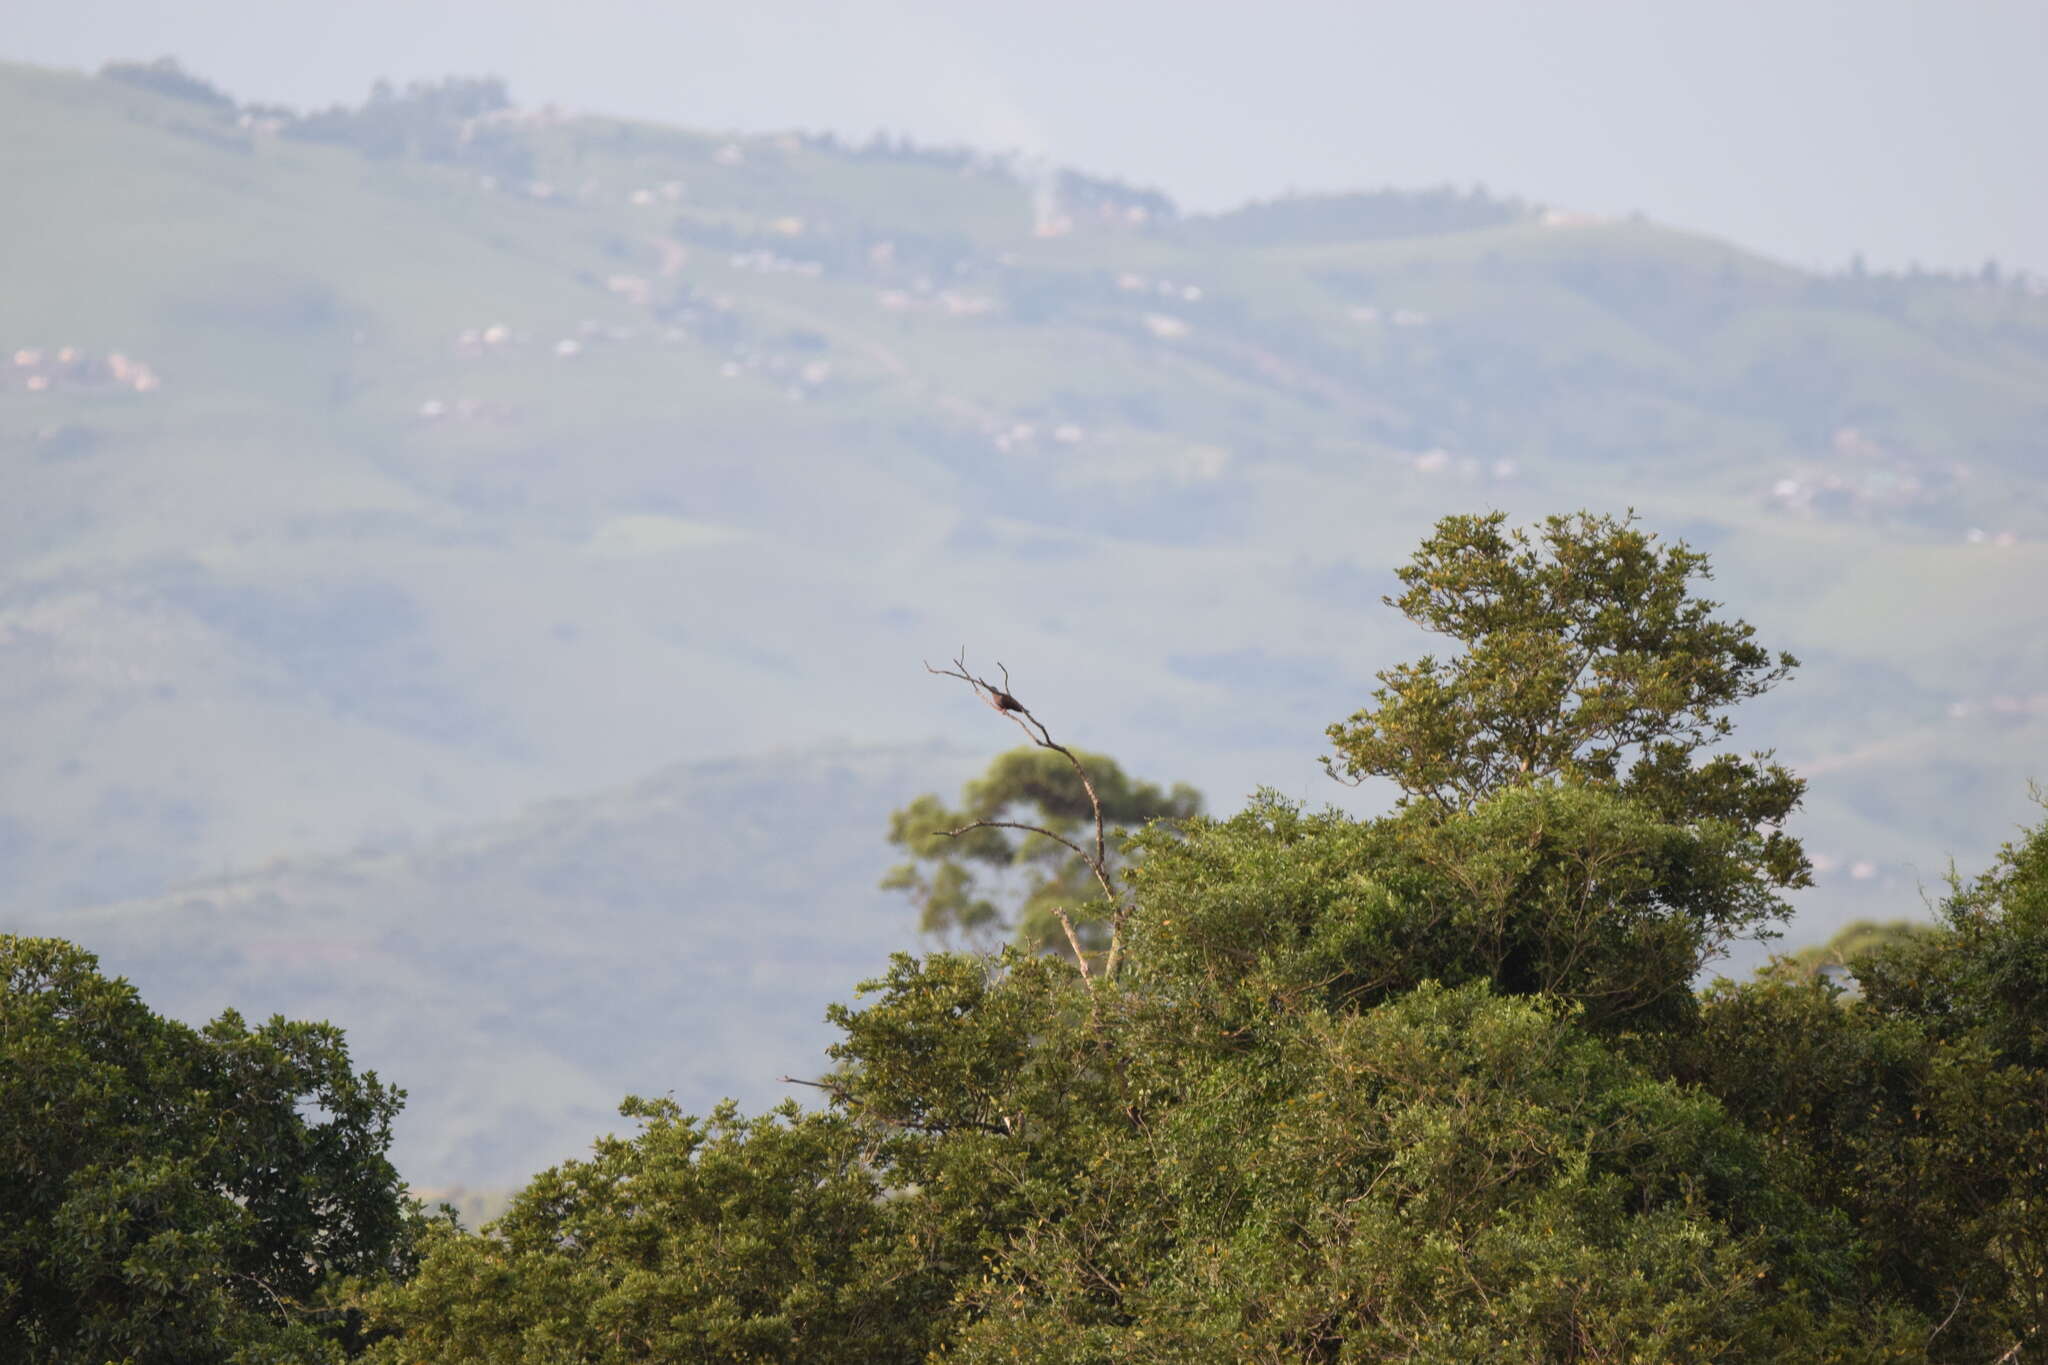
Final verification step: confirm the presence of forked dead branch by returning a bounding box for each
[922,651,1132,982]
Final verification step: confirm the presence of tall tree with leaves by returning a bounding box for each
[1326,510,1808,889]
[369,514,1950,1362]
[0,935,415,1363]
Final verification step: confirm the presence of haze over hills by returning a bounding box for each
[7,744,975,1188]
[3,58,2045,1186]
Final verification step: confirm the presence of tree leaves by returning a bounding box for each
[361,1100,958,1364]
[1326,513,1801,857]
[355,512,2042,1361]
[0,935,411,1363]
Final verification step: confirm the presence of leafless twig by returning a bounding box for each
[231,1271,298,1319]
[783,1075,1011,1135]
[920,652,1169,1136]
[1990,1324,2039,1365]
[1924,1291,1965,1349]
[923,650,1128,982]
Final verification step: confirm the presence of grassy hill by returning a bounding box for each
[2,58,2044,1185]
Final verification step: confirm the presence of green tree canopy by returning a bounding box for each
[1858,794,2048,1067]
[1666,807,2048,1362]
[1125,779,1787,1036]
[1851,799,2048,1351]
[821,959,1912,1362]
[363,1098,957,1364]
[365,512,2047,1362]
[1325,510,1807,889]
[0,935,414,1363]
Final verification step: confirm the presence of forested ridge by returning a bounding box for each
[7,513,2044,1362]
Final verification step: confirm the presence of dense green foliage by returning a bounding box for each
[1665,810,2048,1360]
[364,1099,956,1363]
[1126,781,1774,1036]
[1326,513,1805,874]
[351,514,2044,1361]
[0,936,414,1362]
[20,513,2048,1360]
[818,953,1921,1362]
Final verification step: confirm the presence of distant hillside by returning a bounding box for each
[1177,186,1539,246]
[7,745,973,1187]
[2,59,2044,1186]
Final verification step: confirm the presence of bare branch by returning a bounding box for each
[933,819,1119,906]
[923,652,1163,1132]
[1924,1291,1965,1348]
[933,820,1106,983]
[925,651,1131,977]
[1991,1326,2039,1365]
[231,1271,300,1320]
[1104,905,1137,979]
[1050,907,1094,983]
[785,1075,1011,1135]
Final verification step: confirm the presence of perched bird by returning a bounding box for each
[992,690,1024,713]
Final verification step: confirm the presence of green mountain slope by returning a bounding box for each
[7,744,973,1187]
[2,59,2044,1183]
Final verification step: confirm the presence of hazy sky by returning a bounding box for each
[9,0,2042,274]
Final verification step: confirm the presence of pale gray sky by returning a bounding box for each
[8,0,2042,273]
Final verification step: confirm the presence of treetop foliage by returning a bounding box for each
[1763,917,1943,987]
[1672,806,2048,1360]
[0,934,415,1363]
[22,512,2047,1361]
[1125,779,1785,1035]
[1858,789,2048,1070]
[1327,511,1800,831]
[363,1097,957,1363]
